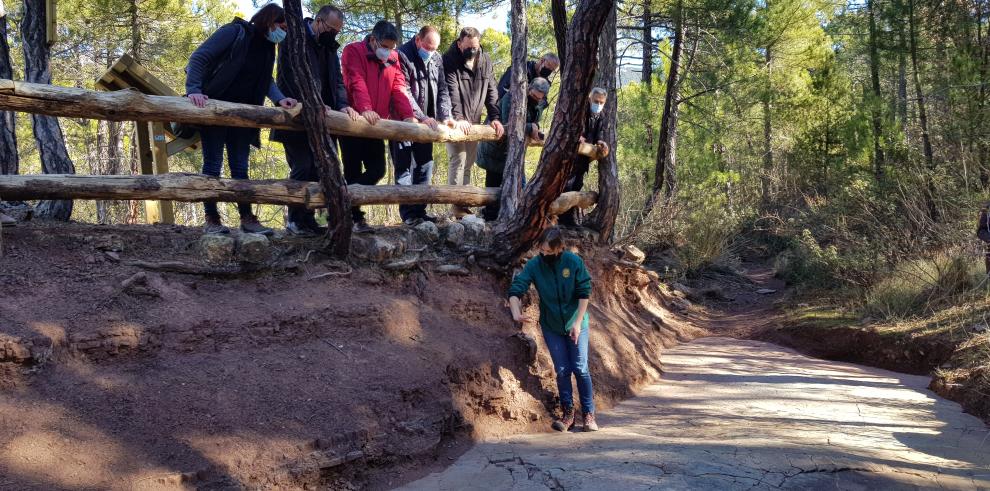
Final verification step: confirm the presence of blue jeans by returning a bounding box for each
[200,126,254,218]
[541,325,595,414]
[389,141,435,221]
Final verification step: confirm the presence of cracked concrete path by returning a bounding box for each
[398,337,990,490]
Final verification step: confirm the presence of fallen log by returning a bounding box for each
[0,173,598,214]
[0,79,603,159]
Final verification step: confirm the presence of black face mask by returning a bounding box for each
[318,30,338,46]
[541,252,562,264]
[539,67,553,78]
[462,47,478,60]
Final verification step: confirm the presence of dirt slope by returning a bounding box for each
[0,222,699,490]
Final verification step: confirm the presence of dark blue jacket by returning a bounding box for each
[185,18,285,146]
[272,18,349,144]
[508,251,592,335]
[395,38,451,122]
[476,92,545,172]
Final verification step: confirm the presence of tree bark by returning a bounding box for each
[551,0,568,64]
[642,0,653,83]
[22,0,75,220]
[908,0,934,170]
[868,0,886,179]
[0,173,598,214]
[761,45,773,208]
[284,0,351,257]
[642,0,684,219]
[491,0,614,264]
[497,0,529,222]
[586,4,620,243]
[0,4,17,177]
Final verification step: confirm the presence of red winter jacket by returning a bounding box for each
[341,39,415,121]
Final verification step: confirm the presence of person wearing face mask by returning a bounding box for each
[340,20,417,232]
[392,26,454,225]
[476,77,550,221]
[496,52,560,101]
[272,5,361,237]
[559,87,611,228]
[508,226,597,432]
[185,3,298,236]
[442,27,505,218]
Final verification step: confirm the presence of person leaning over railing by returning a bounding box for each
[184,3,298,236]
[272,4,361,238]
[341,20,421,233]
[442,27,505,218]
[476,77,550,222]
[392,25,454,226]
[496,52,559,101]
[559,87,610,228]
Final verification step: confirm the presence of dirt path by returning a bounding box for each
[398,337,990,490]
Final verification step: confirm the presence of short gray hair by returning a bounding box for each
[530,77,551,95]
[541,53,560,66]
[315,5,343,21]
[589,87,607,98]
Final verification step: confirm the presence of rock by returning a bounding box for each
[199,234,236,265]
[238,233,271,264]
[413,221,440,243]
[460,215,486,241]
[670,297,691,312]
[352,235,403,262]
[620,244,647,264]
[104,251,121,262]
[755,288,777,295]
[84,254,97,265]
[120,271,148,289]
[445,222,466,247]
[93,234,124,252]
[384,254,420,271]
[437,264,470,276]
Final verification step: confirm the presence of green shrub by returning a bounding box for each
[863,254,985,320]
[776,229,843,287]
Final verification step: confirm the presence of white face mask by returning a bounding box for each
[590,102,604,114]
[375,47,391,61]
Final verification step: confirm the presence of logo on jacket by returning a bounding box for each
[562,268,571,278]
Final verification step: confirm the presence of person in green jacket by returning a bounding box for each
[476,77,549,221]
[508,226,598,432]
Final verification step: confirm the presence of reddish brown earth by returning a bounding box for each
[0,222,701,490]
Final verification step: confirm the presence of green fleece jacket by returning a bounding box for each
[508,251,592,335]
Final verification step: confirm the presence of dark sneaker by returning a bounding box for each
[286,221,317,237]
[353,219,373,233]
[0,211,16,227]
[203,215,230,234]
[403,217,424,227]
[302,216,328,235]
[583,412,599,432]
[422,214,439,223]
[551,406,575,432]
[240,215,274,236]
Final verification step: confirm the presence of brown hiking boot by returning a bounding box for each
[203,215,229,234]
[0,211,16,227]
[240,215,273,236]
[583,412,599,432]
[551,406,575,432]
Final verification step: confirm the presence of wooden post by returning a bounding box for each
[149,122,174,223]
[136,121,167,224]
[45,0,55,46]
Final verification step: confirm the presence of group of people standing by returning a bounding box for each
[184,3,608,236]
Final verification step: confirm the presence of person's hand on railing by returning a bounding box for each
[455,119,472,135]
[420,117,439,131]
[529,125,543,143]
[278,98,298,109]
[596,140,609,158]
[491,120,505,139]
[187,93,209,108]
[343,107,361,121]
[362,110,380,125]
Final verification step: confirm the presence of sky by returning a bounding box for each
[232,0,510,34]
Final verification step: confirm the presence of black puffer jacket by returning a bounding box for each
[442,42,500,124]
[396,38,451,121]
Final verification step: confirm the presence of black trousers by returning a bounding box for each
[339,136,387,222]
[282,136,318,225]
[482,169,504,222]
[560,157,592,226]
[389,141,435,221]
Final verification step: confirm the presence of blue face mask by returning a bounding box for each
[418,47,434,61]
[590,102,604,114]
[375,47,392,61]
[267,27,286,44]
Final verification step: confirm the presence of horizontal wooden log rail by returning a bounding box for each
[0,173,597,215]
[0,79,602,159]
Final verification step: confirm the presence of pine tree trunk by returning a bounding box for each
[761,46,773,208]
[23,0,75,220]
[908,0,934,170]
[586,4,620,243]
[642,0,652,83]
[284,0,352,257]
[491,0,614,264]
[0,5,18,177]
[551,0,567,64]
[868,0,885,179]
[495,0,528,222]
